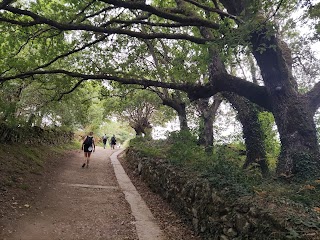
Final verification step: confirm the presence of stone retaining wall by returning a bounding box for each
[125,148,313,240]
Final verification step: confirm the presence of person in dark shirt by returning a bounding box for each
[110,135,116,149]
[81,132,95,168]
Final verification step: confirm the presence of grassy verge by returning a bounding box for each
[0,141,79,191]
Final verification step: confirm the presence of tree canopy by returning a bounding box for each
[1,0,320,180]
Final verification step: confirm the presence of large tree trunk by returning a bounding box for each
[223,92,269,176]
[133,126,143,137]
[162,97,189,131]
[199,29,270,175]
[275,98,319,177]
[218,0,320,179]
[177,106,189,131]
[131,118,152,138]
[196,95,222,152]
[250,30,320,178]
[198,18,270,172]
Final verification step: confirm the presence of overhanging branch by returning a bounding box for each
[188,74,272,111]
[100,0,220,29]
[2,5,216,43]
[0,69,272,111]
[0,69,190,91]
[182,0,242,23]
[56,78,87,101]
[34,35,109,70]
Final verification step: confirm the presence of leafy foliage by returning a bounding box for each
[129,132,320,226]
[102,87,175,135]
[132,131,261,197]
[97,120,135,146]
[258,111,281,169]
[0,0,319,181]
[167,130,208,166]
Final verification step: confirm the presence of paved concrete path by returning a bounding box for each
[111,150,164,240]
[1,147,164,240]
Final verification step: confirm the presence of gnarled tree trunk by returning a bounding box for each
[251,35,319,177]
[224,92,269,176]
[130,118,152,139]
[162,97,189,131]
[196,95,222,152]
[198,20,269,173]
[219,0,320,179]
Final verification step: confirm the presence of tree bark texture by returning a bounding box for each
[162,97,189,131]
[196,95,222,152]
[219,0,320,179]
[250,29,320,178]
[204,30,270,174]
[130,118,152,138]
[223,92,269,176]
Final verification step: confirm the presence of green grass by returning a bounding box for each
[129,133,259,198]
[0,142,77,190]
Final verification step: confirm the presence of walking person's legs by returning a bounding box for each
[86,152,92,167]
[82,152,88,168]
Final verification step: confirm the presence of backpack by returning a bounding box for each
[83,136,93,146]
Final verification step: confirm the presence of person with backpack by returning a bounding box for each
[110,134,116,149]
[102,134,108,149]
[81,132,95,168]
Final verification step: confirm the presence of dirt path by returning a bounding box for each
[1,147,145,240]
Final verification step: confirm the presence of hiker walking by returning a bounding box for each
[110,135,116,149]
[102,134,108,149]
[81,132,95,168]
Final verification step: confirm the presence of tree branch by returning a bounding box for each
[56,78,87,101]
[182,0,242,23]
[2,6,211,43]
[100,0,220,29]
[0,68,272,111]
[9,28,61,63]
[0,0,14,8]
[188,73,272,111]
[80,6,115,23]
[2,1,221,35]
[74,0,97,21]
[103,18,196,28]
[34,35,109,70]
[0,69,190,91]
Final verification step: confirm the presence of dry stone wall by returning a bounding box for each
[125,148,316,240]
